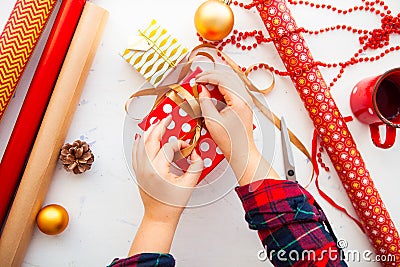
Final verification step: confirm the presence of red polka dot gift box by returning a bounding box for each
[138,67,229,182]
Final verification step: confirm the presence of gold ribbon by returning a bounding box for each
[126,44,314,183]
[126,81,204,159]
[166,83,203,159]
[187,44,312,160]
[245,63,275,95]
[138,30,176,67]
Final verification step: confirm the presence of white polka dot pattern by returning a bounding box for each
[167,120,175,130]
[179,108,187,117]
[200,141,210,152]
[149,117,157,124]
[181,123,191,133]
[163,103,172,113]
[204,158,212,168]
[168,136,177,143]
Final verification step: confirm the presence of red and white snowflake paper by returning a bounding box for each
[255,0,400,264]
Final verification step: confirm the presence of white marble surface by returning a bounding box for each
[0,0,400,266]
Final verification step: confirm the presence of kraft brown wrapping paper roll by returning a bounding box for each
[0,2,108,266]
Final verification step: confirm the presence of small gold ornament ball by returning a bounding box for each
[36,204,69,235]
[194,0,234,41]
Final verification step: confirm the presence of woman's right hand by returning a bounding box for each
[196,70,280,185]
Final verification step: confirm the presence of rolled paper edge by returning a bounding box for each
[0,3,109,266]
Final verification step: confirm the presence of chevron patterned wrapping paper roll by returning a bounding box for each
[120,19,188,87]
[255,0,399,265]
[0,0,57,121]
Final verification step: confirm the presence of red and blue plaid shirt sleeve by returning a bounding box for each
[107,253,175,267]
[235,179,348,267]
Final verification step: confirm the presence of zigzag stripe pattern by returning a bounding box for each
[0,0,57,121]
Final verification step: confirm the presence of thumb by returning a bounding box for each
[181,149,203,186]
[199,85,222,122]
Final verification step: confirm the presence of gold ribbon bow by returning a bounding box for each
[125,81,203,159]
[126,44,315,184]
[165,83,203,159]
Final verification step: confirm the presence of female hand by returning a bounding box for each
[196,70,279,185]
[132,115,203,222]
[129,115,203,256]
[197,70,255,160]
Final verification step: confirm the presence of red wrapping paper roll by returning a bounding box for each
[255,0,399,265]
[0,0,86,229]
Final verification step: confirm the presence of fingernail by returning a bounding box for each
[190,148,199,159]
[165,114,172,121]
[134,133,140,140]
[198,85,205,95]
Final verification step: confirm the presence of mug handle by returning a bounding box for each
[369,123,397,149]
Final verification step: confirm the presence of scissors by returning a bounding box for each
[280,117,297,182]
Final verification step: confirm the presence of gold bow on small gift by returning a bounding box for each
[121,19,189,87]
[127,30,176,68]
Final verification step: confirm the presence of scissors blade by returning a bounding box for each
[280,117,296,181]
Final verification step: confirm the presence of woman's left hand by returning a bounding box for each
[132,115,204,223]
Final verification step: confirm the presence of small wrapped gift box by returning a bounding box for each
[120,19,189,87]
[138,67,226,182]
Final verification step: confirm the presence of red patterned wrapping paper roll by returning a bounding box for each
[0,0,86,229]
[255,0,399,265]
[0,0,57,121]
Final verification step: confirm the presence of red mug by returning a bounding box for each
[350,68,400,149]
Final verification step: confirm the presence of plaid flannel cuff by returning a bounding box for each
[108,253,175,267]
[236,179,347,267]
[235,179,325,231]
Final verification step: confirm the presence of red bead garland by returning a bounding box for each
[197,0,400,88]
[317,142,330,172]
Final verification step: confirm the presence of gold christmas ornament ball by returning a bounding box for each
[194,0,234,41]
[36,204,69,235]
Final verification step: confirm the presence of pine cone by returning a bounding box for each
[59,140,94,174]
